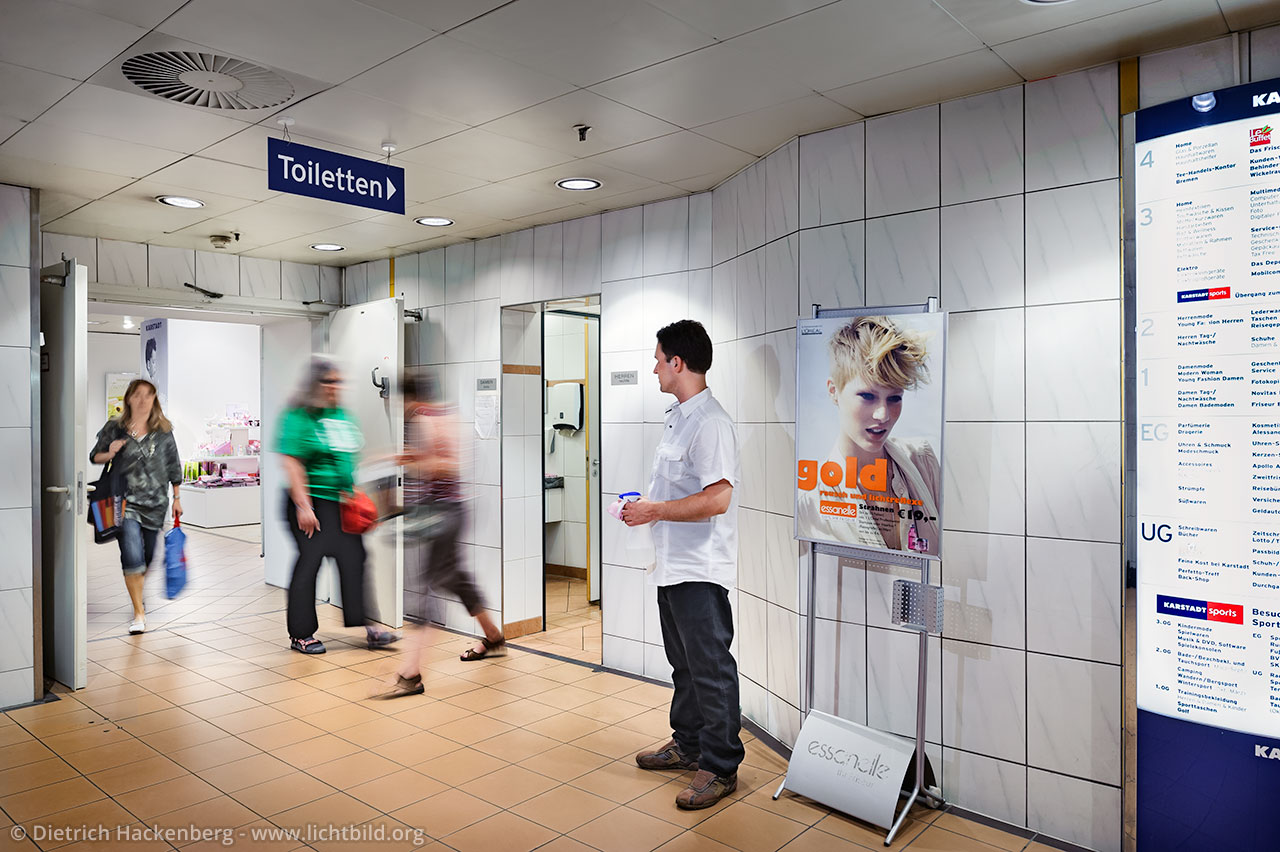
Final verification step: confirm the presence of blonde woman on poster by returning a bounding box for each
[796,315,942,556]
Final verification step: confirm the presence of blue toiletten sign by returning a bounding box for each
[267,137,404,215]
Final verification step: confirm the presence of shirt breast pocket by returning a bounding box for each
[654,445,685,483]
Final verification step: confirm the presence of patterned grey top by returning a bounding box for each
[91,420,182,530]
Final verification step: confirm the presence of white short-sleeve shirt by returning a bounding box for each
[647,389,740,589]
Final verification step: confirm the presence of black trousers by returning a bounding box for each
[285,496,368,639]
[658,581,744,778]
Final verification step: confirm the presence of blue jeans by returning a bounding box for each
[117,518,159,575]
[658,582,745,778]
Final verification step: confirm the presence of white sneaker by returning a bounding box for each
[128,617,146,635]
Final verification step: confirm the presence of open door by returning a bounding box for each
[261,317,315,589]
[327,298,403,628]
[40,259,87,690]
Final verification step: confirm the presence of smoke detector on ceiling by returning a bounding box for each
[209,234,233,249]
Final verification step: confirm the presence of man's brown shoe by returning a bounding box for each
[636,739,699,771]
[675,769,737,810]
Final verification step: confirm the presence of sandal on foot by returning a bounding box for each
[372,673,424,700]
[290,636,326,654]
[128,617,146,635]
[460,635,505,661]
[366,629,400,650]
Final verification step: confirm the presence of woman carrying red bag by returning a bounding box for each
[276,356,397,654]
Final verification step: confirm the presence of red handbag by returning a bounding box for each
[340,489,379,534]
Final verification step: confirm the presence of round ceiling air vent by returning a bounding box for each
[121,52,294,110]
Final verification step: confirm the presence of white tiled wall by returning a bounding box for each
[0,183,33,709]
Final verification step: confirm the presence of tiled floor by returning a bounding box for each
[538,577,602,663]
[9,529,1062,852]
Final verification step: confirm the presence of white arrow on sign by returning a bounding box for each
[387,178,397,200]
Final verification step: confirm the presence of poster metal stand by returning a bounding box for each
[774,301,945,847]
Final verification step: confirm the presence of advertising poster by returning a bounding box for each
[794,310,945,558]
[140,318,167,404]
[105,372,136,420]
[1135,76,1280,851]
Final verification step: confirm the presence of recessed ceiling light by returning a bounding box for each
[1018,0,1077,4]
[381,140,397,154]
[155,195,204,209]
[556,178,602,191]
[121,317,134,329]
[415,216,454,227]
[310,243,345,252]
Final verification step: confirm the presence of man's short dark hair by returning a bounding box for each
[656,319,712,374]
[144,337,158,361]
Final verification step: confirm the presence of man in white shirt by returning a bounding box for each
[622,319,743,810]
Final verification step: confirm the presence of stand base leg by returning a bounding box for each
[772,777,788,801]
[885,785,920,846]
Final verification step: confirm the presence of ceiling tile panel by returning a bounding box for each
[50,196,219,232]
[992,0,1228,80]
[398,162,487,204]
[260,191,385,220]
[449,0,715,87]
[398,128,574,182]
[589,39,814,127]
[38,85,248,154]
[0,154,134,198]
[0,118,24,147]
[39,192,96,221]
[101,181,257,220]
[270,88,466,155]
[60,0,189,28]
[145,157,276,201]
[931,0,1163,46]
[171,200,365,246]
[726,0,984,94]
[822,49,1022,118]
[501,162,662,201]
[0,63,79,123]
[586,131,755,183]
[480,90,680,158]
[646,0,838,40]
[344,36,576,126]
[352,0,512,33]
[0,124,185,178]
[202,126,375,170]
[0,0,148,80]
[431,183,580,220]
[692,94,861,156]
[1216,0,1280,29]
[160,0,436,83]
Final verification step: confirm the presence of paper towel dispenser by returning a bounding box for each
[547,383,583,431]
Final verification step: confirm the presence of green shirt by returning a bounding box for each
[275,407,363,502]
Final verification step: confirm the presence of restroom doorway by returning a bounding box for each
[500,297,602,662]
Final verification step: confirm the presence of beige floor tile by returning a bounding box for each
[332,716,419,749]
[308,816,426,852]
[441,811,558,852]
[571,805,687,852]
[386,701,470,730]
[116,707,200,737]
[570,761,674,805]
[626,779,717,830]
[308,751,403,790]
[300,702,382,732]
[137,719,228,753]
[934,814,1031,852]
[150,795,259,834]
[813,811,929,850]
[186,693,263,721]
[509,783,618,833]
[198,753,295,793]
[230,772,335,816]
[433,714,515,747]
[570,726,663,760]
[87,755,187,797]
[489,674,562,699]
[456,764,560,809]
[415,747,508,787]
[271,691,350,718]
[345,767,446,812]
[390,788,500,839]
[0,758,79,797]
[167,736,263,772]
[742,787,831,827]
[445,687,521,714]
[472,727,560,763]
[0,724,36,748]
[908,825,1013,852]
[527,838,599,852]
[17,798,136,851]
[0,739,54,769]
[481,699,561,727]
[525,712,610,743]
[575,672,640,696]
[655,830,760,852]
[518,743,613,783]
[693,801,807,852]
[1,777,106,823]
[237,719,328,751]
[533,684,599,711]
[115,774,222,820]
[17,709,109,739]
[272,734,364,770]
[62,739,160,775]
[269,792,381,833]
[152,681,238,706]
[369,730,462,766]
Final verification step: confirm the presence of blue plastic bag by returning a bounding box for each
[165,518,188,599]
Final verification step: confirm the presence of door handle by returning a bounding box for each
[45,486,69,494]
[85,484,96,493]
[371,366,390,399]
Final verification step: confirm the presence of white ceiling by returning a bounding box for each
[2,0,1275,265]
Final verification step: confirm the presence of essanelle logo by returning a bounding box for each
[1251,125,1273,147]
[1156,594,1244,624]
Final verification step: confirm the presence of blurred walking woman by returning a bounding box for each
[276,356,396,654]
[90,379,182,635]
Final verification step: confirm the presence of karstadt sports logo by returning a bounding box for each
[1253,91,1280,107]
[1255,745,1280,760]
[1251,125,1273,147]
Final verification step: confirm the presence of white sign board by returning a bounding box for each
[783,710,920,830]
[794,311,945,558]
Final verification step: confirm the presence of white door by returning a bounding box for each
[40,260,87,689]
[261,318,314,589]
[327,298,404,628]
[586,316,601,602]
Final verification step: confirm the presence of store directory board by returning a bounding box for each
[1135,77,1280,851]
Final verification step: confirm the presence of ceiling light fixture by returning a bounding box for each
[415,216,453,227]
[1018,0,1077,4]
[381,140,397,154]
[121,317,135,329]
[310,243,345,252]
[556,177,602,191]
[1191,92,1217,113]
[155,195,204,209]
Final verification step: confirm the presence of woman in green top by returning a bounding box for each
[90,379,182,635]
[277,356,397,654]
